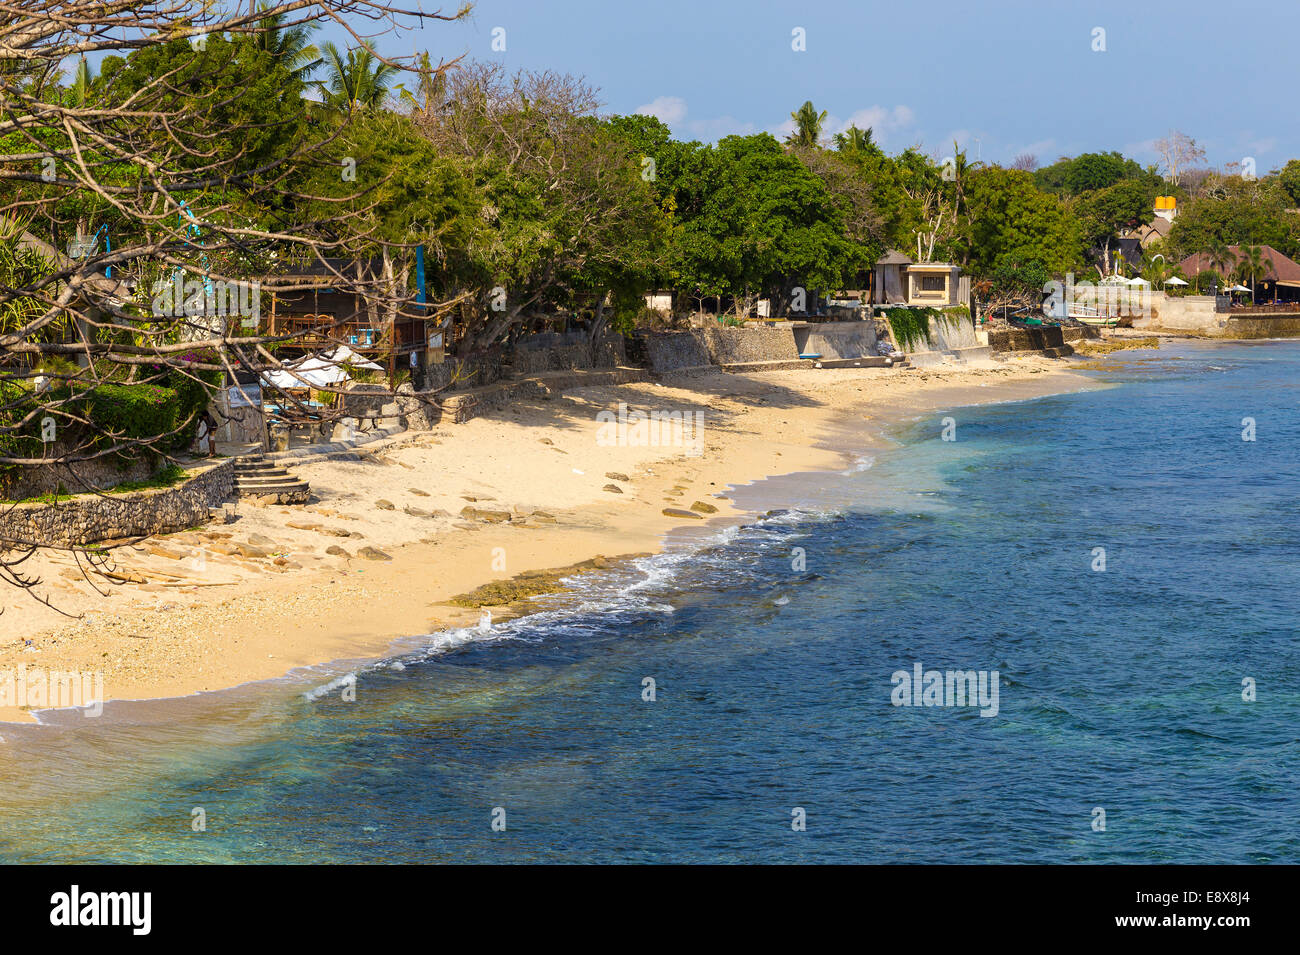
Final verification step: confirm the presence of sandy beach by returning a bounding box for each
[0,355,1100,723]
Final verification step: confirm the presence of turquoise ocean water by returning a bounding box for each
[1,339,1296,863]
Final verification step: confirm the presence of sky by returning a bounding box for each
[341,0,1297,173]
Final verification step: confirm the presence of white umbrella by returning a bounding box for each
[262,358,346,390]
[1164,277,1189,287]
[261,345,387,391]
[1228,284,1252,292]
[318,345,383,371]
[1128,277,1151,286]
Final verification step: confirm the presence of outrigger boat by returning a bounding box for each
[1068,302,1122,327]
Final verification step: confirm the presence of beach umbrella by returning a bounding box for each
[1227,284,1251,292]
[1165,277,1188,286]
[261,345,388,391]
[1127,277,1150,286]
[318,345,384,371]
[262,358,346,390]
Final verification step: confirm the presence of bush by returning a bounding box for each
[84,382,181,445]
[1,366,220,485]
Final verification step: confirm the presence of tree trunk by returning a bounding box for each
[588,293,608,363]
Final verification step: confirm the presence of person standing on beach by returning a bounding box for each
[195,410,218,457]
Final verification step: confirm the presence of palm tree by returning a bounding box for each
[1237,245,1269,304]
[396,51,446,116]
[0,217,53,338]
[1222,244,1263,304]
[1194,239,1231,294]
[1141,252,1170,288]
[832,123,873,154]
[1205,240,1231,277]
[316,42,400,115]
[251,4,321,83]
[786,101,827,148]
[947,142,982,219]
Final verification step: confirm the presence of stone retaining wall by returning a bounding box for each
[1,447,157,501]
[1220,316,1300,338]
[696,325,800,364]
[0,460,233,547]
[506,333,625,377]
[1061,325,1102,343]
[987,325,1074,356]
[638,330,714,373]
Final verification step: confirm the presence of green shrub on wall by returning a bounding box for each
[885,306,973,350]
[886,309,933,350]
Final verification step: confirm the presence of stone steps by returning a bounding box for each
[232,455,311,504]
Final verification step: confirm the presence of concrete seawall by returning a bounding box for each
[1134,293,1300,337]
[638,321,883,374]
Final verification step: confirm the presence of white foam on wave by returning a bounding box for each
[842,453,875,475]
[302,671,356,702]
[335,502,846,678]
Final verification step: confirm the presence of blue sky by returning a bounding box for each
[361,0,1294,172]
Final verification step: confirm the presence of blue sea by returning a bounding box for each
[1,339,1297,863]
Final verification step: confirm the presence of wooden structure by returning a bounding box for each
[261,258,432,379]
[872,251,962,307]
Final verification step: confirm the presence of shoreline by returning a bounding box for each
[0,357,1106,725]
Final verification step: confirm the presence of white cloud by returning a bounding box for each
[1121,138,1159,163]
[770,116,797,140]
[634,96,688,125]
[827,105,916,142]
[633,97,756,141]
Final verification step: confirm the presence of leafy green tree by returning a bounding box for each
[890,148,959,263]
[964,167,1084,278]
[1075,178,1161,271]
[420,65,668,350]
[793,146,884,274]
[1278,159,1300,207]
[1034,151,1153,196]
[1167,178,1297,258]
[829,145,918,256]
[673,134,858,314]
[300,111,486,338]
[606,114,702,210]
[105,34,308,178]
